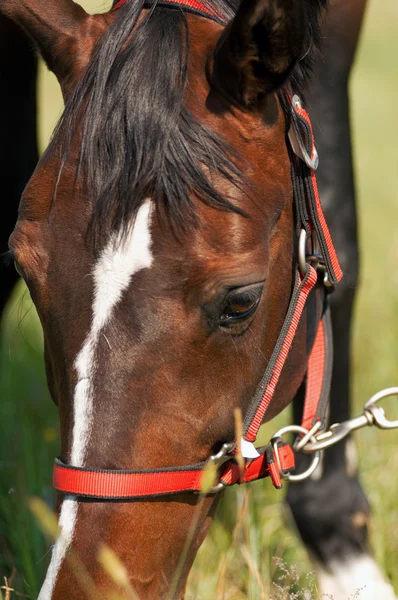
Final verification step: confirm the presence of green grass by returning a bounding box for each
[1,0,398,598]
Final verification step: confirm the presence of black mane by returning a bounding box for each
[49,0,327,248]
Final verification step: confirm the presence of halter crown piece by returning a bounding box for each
[53,1,342,499]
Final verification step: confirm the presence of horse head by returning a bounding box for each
[7,0,328,597]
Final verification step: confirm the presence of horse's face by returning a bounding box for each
[8,1,323,598]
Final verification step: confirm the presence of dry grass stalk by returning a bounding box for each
[233,408,245,482]
[215,554,227,600]
[0,570,29,599]
[241,545,267,599]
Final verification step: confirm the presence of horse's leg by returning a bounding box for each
[0,16,38,320]
[287,1,396,598]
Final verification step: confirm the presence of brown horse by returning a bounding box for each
[0,0,371,598]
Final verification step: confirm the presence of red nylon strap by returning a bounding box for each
[53,460,204,498]
[292,101,343,284]
[244,265,318,442]
[301,304,333,431]
[53,445,295,499]
[220,444,294,490]
[309,168,343,283]
[293,101,318,165]
[113,0,223,20]
[302,317,325,430]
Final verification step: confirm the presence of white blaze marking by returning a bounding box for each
[72,200,153,466]
[38,499,78,600]
[317,555,397,600]
[39,201,153,599]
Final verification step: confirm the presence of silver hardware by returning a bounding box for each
[271,425,321,482]
[364,387,398,429]
[207,442,235,493]
[298,228,308,276]
[292,95,303,110]
[205,387,398,492]
[298,229,325,278]
[288,95,319,171]
[300,387,398,453]
[322,271,335,290]
[294,420,322,451]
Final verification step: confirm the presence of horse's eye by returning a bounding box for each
[218,283,263,328]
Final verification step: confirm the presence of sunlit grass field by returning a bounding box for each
[1,1,397,598]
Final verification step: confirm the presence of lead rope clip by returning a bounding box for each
[296,388,398,455]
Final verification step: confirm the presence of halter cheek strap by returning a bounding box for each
[53,91,341,499]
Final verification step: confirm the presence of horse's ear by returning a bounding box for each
[212,0,307,107]
[1,1,106,90]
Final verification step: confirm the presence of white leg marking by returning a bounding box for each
[38,498,78,600]
[317,555,397,600]
[39,201,153,599]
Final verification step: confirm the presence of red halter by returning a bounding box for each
[53,4,342,500]
[113,0,225,22]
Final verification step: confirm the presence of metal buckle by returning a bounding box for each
[298,228,329,278]
[288,95,319,171]
[300,387,398,453]
[271,425,321,482]
[298,229,334,289]
[207,442,235,493]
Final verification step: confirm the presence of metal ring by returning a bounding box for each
[271,425,321,482]
[207,442,235,494]
[298,229,308,276]
[364,387,398,429]
[294,420,322,451]
[288,95,319,171]
[298,229,329,284]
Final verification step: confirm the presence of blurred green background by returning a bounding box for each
[0,0,397,598]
